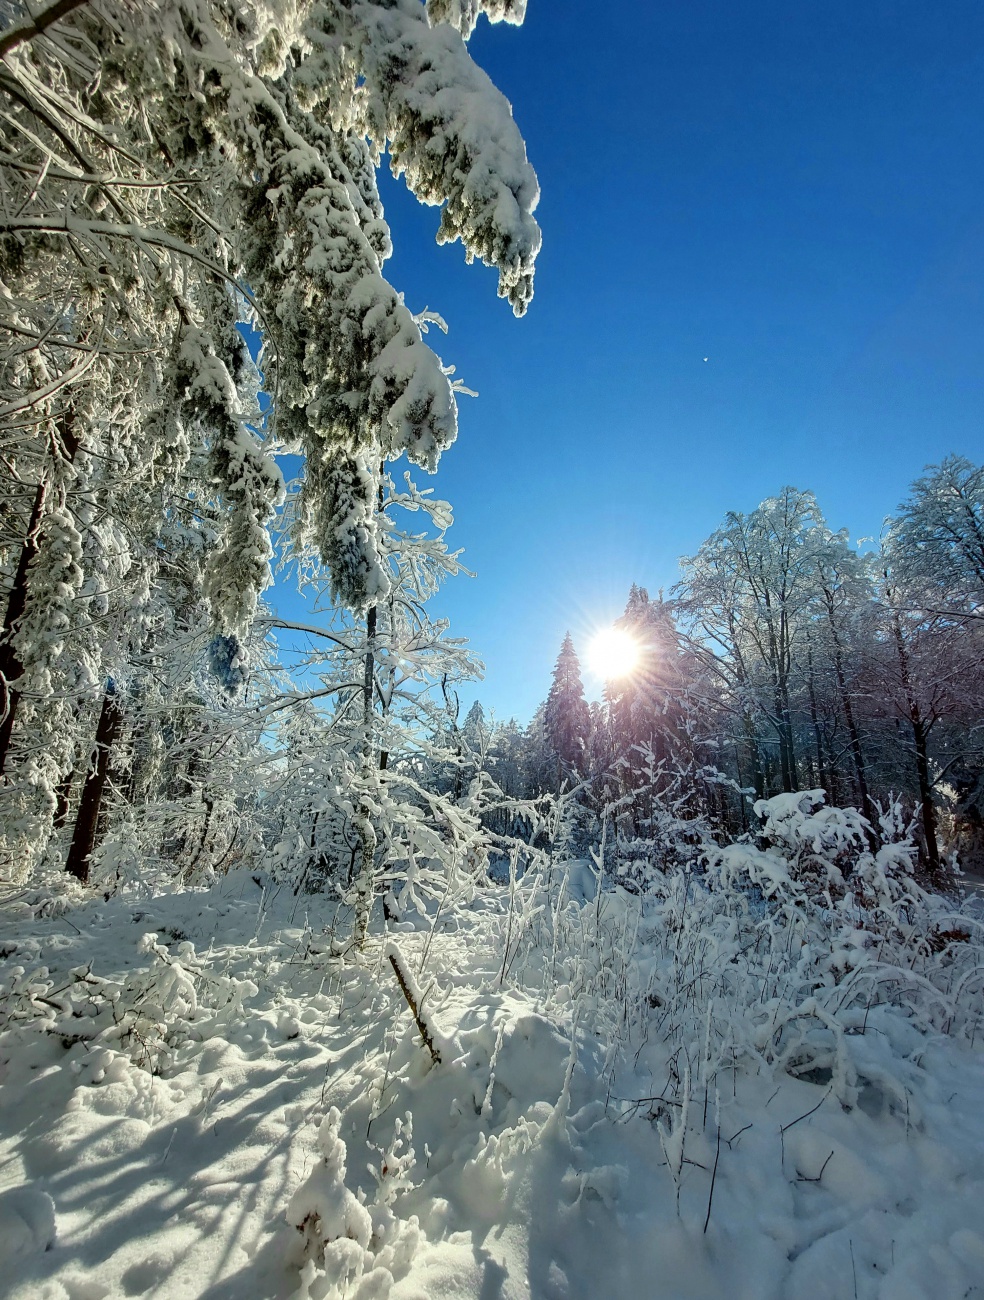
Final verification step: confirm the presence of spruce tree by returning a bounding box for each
[544,633,590,783]
[608,589,682,765]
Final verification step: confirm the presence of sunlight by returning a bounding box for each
[587,627,640,680]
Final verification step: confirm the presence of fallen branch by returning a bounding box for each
[386,942,442,1066]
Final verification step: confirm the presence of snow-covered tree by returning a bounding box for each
[872,544,983,880]
[0,0,541,885]
[543,632,590,783]
[0,0,540,647]
[678,489,831,797]
[264,471,497,939]
[891,455,984,615]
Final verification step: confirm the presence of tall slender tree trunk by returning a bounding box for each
[0,416,79,776]
[775,678,798,793]
[352,604,378,949]
[742,711,765,803]
[0,480,47,776]
[891,614,941,877]
[183,790,216,881]
[805,645,827,792]
[763,607,797,793]
[65,682,122,883]
[823,602,877,846]
[910,711,940,876]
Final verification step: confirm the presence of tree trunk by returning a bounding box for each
[742,711,765,803]
[0,417,79,776]
[776,680,798,793]
[53,765,75,827]
[183,790,216,881]
[352,605,378,949]
[891,615,941,877]
[910,712,941,877]
[762,603,797,793]
[65,683,122,883]
[0,480,47,776]
[823,597,877,846]
[805,645,827,792]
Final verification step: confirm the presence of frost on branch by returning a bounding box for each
[11,500,84,699]
[426,0,527,38]
[248,111,458,465]
[79,0,538,610]
[316,451,392,611]
[346,0,541,315]
[172,325,284,635]
[0,0,540,624]
[231,82,460,607]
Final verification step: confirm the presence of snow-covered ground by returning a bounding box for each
[1,863,983,1300]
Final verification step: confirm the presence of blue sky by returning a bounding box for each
[273,0,984,723]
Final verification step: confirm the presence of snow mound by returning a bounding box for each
[0,1185,57,1262]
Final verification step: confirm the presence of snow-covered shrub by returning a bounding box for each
[753,789,871,894]
[286,1106,419,1300]
[0,932,258,1076]
[365,1113,422,1276]
[522,789,983,1130]
[367,1113,416,1215]
[287,1107,372,1276]
[604,749,726,894]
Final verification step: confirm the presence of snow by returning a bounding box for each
[0,1185,57,1263]
[1,868,983,1299]
[345,0,541,315]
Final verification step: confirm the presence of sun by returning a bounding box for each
[587,627,640,680]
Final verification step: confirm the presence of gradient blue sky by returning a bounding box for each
[273,0,984,723]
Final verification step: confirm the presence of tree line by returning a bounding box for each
[478,463,984,883]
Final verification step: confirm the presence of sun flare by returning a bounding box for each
[587,627,640,680]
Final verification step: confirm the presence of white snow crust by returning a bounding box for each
[1,867,983,1299]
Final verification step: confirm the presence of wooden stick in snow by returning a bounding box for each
[388,951,442,1065]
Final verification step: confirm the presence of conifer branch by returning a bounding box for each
[0,0,92,61]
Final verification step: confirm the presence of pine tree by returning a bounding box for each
[543,632,590,784]
[608,590,685,770]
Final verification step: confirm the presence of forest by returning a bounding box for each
[459,467,984,889]
[1,2,983,1298]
